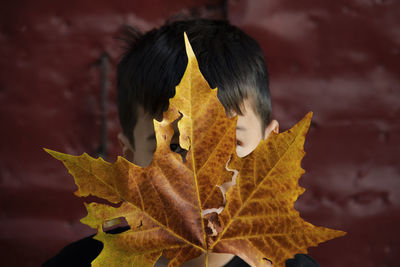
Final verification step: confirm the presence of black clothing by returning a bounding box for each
[286,254,320,267]
[43,227,319,267]
[43,227,128,267]
[226,255,319,267]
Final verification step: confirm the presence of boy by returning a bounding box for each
[44,19,319,267]
[116,19,279,167]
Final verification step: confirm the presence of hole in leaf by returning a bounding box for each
[102,216,129,233]
[202,156,238,216]
[170,113,188,162]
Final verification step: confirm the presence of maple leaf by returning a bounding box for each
[45,33,345,267]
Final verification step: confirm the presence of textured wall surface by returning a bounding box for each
[229,0,400,266]
[0,0,399,266]
[0,1,226,266]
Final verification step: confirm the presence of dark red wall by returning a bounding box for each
[228,1,400,266]
[1,0,399,266]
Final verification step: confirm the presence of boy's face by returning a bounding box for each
[119,101,278,167]
[233,99,278,157]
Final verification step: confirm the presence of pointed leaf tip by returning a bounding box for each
[44,148,68,160]
[184,32,196,61]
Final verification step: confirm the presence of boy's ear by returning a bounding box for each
[263,119,279,140]
[117,132,134,162]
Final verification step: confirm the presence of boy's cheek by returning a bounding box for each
[236,146,245,158]
[235,137,261,158]
[235,132,248,157]
[236,145,251,158]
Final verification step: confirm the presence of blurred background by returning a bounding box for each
[1,0,399,266]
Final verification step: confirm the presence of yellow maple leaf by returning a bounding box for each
[45,33,345,267]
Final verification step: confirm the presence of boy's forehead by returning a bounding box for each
[133,97,259,137]
[224,98,255,117]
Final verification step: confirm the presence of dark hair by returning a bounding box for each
[117,19,271,146]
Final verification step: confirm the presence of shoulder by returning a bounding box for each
[43,226,129,267]
[286,254,320,267]
[43,234,102,267]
